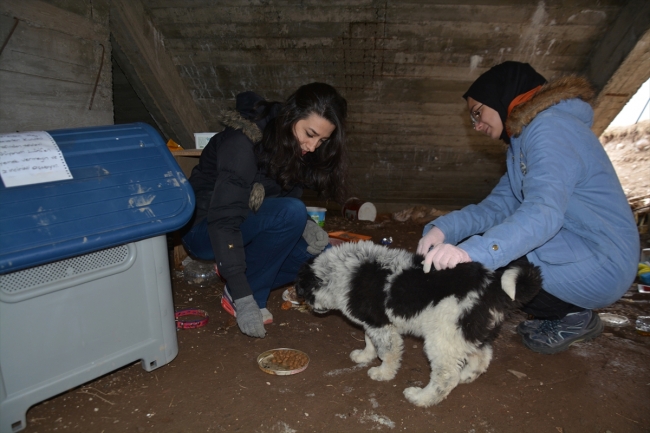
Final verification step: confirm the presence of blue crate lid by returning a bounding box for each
[0,123,195,273]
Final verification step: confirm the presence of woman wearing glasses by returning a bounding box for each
[417,61,639,354]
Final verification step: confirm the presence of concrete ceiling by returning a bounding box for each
[110,0,650,208]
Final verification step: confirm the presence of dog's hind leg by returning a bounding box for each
[350,333,378,364]
[403,339,462,407]
[459,345,493,384]
[363,326,404,381]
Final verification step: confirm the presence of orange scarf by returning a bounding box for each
[506,85,542,136]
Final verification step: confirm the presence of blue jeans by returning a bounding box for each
[182,197,314,308]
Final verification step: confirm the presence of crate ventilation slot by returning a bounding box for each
[0,245,130,294]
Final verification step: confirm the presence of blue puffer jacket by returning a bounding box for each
[425,77,639,308]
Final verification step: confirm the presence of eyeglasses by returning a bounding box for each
[470,104,483,127]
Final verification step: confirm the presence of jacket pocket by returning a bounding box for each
[534,229,594,265]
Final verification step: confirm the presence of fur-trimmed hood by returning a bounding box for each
[507,76,595,138]
[218,90,281,143]
[219,109,263,143]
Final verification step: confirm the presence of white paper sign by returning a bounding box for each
[0,131,73,188]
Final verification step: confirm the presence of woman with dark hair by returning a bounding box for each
[182,82,349,338]
[417,62,639,354]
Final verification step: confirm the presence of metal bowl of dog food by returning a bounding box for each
[282,286,301,305]
[257,348,310,375]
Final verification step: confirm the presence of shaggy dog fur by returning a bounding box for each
[295,241,542,407]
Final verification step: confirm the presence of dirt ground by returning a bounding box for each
[21,213,650,433]
[20,122,650,433]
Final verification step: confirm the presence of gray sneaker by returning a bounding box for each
[521,310,603,354]
[516,318,544,336]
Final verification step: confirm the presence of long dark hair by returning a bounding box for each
[255,82,349,203]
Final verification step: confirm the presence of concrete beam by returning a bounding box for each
[584,0,650,135]
[110,0,207,148]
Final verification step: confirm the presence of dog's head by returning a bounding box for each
[295,258,331,314]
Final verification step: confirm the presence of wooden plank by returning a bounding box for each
[0,23,108,87]
[0,71,113,132]
[586,0,650,134]
[110,0,209,149]
[0,1,112,134]
[0,0,107,41]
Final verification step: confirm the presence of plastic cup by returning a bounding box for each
[306,207,327,227]
[635,316,650,336]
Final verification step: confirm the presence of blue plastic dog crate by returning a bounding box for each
[0,123,195,433]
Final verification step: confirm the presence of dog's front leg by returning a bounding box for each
[459,345,493,384]
[350,332,378,364]
[365,326,404,382]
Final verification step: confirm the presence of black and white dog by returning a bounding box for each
[295,241,542,407]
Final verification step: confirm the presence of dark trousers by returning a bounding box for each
[520,289,585,320]
[182,197,313,308]
[513,256,585,320]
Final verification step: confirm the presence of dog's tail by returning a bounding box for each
[500,262,543,306]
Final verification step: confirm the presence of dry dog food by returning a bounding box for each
[282,286,300,304]
[270,349,308,370]
[257,348,310,375]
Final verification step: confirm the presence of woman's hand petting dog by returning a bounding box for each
[422,243,471,272]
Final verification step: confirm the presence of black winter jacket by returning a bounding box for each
[188,92,302,300]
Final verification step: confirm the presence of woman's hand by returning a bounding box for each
[417,226,445,256]
[303,219,329,255]
[422,244,471,273]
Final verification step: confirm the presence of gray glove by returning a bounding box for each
[302,219,329,255]
[249,182,265,212]
[234,295,266,338]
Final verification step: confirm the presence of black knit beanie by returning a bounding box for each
[463,61,547,143]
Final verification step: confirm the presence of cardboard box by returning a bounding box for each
[194,132,218,149]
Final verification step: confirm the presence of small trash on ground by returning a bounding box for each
[635,316,650,335]
[175,309,209,329]
[508,369,527,379]
[281,287,311,313]
[183,259,219,287]
[598,313,630,327]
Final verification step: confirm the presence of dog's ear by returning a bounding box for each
[412,254,426,270]
[295,260,322,298]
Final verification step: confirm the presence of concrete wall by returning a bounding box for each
[139,0,648,207]
[2,0,648,208]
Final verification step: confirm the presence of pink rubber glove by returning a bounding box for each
[422,244,471,273]
[417,226,445,256]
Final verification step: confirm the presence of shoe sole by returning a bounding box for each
[517,323,542,337]
[221,295,237,317]
[221,295,273,325]
[521,315,604,355]
[516,325,534,337]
